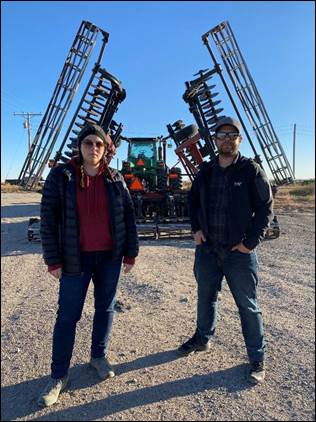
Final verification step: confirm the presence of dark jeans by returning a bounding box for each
[194,243,265,362]
[51,251,122,379]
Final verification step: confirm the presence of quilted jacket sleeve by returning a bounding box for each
[40,168,62,266]
[122,177,139,259]
[243,163,274,250]
[188,172,202,233]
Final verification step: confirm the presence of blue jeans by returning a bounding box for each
[51,251,122,379]
[194,243,265,362]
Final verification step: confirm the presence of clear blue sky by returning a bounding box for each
[1,1,315,182]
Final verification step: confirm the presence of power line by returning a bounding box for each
[296,124,315,129]
[2,97,25,111]
[2,89,30,109]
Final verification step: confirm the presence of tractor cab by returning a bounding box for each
[129,138,157,169]
[121,137,167,192]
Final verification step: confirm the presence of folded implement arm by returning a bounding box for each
[52,66,125,164]
[202,21,294,185]
[166,68,226,181]
[183,68,222,161]
[18,21,104,189]
[17,20,126,189]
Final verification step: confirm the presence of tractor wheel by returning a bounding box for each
[169,167,183,191]
[173,124,199,144]
[157,170,168,191]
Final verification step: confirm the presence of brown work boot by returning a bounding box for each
[90,357,115,380]
[248,361,265,384]
[38,375,69,407]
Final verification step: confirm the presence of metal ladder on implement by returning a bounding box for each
[202,21,294,185]
[17,21,107,189]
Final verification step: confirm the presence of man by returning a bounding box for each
[178,117,273,384]
[38,124,139,406]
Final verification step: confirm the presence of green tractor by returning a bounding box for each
[120,137,190,237]
[121,136,184,193]
[121,137,170,192]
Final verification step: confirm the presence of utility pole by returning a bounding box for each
[293,123,296,179]
[13,112,42,151]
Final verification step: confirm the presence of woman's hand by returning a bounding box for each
[123,263,134,273]
[49,268,62,279]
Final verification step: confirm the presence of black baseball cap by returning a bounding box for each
[214,117,241,133]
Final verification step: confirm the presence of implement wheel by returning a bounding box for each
[173,124,199,144]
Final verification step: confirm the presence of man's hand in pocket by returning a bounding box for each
[193,230,206,246]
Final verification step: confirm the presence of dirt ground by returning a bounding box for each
[1,192,315,421]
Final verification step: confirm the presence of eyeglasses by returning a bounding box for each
[82,140,105,149]
[216,132,240,140]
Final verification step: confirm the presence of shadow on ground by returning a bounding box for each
[1,203,40,219]
[1,220,42,257]
[1,349,252,421]
[1,203,42,256]
[140,238,195,249]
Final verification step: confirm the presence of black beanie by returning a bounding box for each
[77,124,107,147]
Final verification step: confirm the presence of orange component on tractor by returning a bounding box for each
[136,159,145,166]
[129,177,143,191]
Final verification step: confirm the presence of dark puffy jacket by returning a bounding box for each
[189,154,274,250]
[40,162,139,275]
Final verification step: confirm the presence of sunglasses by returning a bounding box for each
[82,140,105,148]
[216,132,240,140]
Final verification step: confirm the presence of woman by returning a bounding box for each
[38,124,139,407]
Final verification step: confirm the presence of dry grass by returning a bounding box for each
[274,181,315,211]
[182,179,315,211]
[1,183,24,193]
[182,180,192,191]
[2,180,314,211]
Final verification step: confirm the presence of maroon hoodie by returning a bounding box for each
[48,157,135,272]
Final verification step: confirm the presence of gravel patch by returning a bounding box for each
[1,192,315,421]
